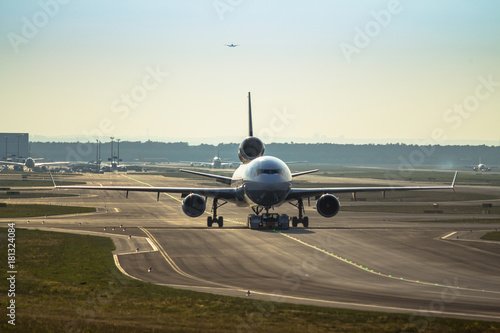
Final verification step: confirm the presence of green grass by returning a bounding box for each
[0,204,95,218]
[1,228,499,332]
[341,204,500,215]
[0,171,85,187]
[481,232,500,241]
[0,191,76,199]
[0,179,84,187]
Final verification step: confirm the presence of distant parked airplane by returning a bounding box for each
[182,149,238,169]
[0,157,68,171]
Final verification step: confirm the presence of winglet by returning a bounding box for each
[248,92,253,137]
[49,171,56,187]
[451,171,458,189]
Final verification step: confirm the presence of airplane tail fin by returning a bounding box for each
[248,92,253,137]
[238,92,265,164]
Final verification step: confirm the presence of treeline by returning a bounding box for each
[29,141,500,167]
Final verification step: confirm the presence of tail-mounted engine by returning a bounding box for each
[316,194,340,217]
[238,136,265,164]
[182,194,206,217]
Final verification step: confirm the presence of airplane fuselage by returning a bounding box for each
[213,156,222,168]
[25,157,35,169]
[231,156,292,208]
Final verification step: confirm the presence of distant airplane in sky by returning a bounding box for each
[225,43,238,47]
[52,92,457,229]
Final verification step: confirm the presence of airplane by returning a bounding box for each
[101,156,127,172]
[182,148,239,169]
[51,92,457,229]
[0,157,68,171]
[226,43,238,47]
[473,158,491,172]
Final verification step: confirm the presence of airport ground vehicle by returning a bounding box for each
[247,213,289,230]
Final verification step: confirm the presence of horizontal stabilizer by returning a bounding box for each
[291,169,319,177]
[180,169,233,185]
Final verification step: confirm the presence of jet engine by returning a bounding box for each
[316,194,340,217]
[238,137,265,164]
[182,194,206,217]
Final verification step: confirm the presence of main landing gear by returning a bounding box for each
[207,198,227,228]
[289,198,309,228]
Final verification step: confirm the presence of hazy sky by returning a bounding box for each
[1,0,499,145]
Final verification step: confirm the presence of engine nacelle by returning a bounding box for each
[238,137,265,164]
[316,194,340,217]
[182,194,206,217]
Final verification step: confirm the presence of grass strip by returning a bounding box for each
[0,204,95,218]
[341,205,500,215]
[481,232,500,241]
[0,180,84,187]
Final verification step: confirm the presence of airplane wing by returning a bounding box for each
[286,161,309,165]
[0,161,24,166]
[50,172,240,200]
[291,169,319,177]
[55,185,239,200]
[286,171,457,200]
[35,161,70,166]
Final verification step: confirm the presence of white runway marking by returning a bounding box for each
[442,231,457,239]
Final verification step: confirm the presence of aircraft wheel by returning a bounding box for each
[218,216,224,228]
[207,216,213,227]
[292,217,298,227]
[302,216,309,228]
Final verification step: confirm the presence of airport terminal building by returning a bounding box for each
[0,133,29,159]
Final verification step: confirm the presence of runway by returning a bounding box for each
[3,172,500,322]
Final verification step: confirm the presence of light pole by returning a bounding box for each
[96,139,99,171]
[117,139,120,165]
[110,137,114,162]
